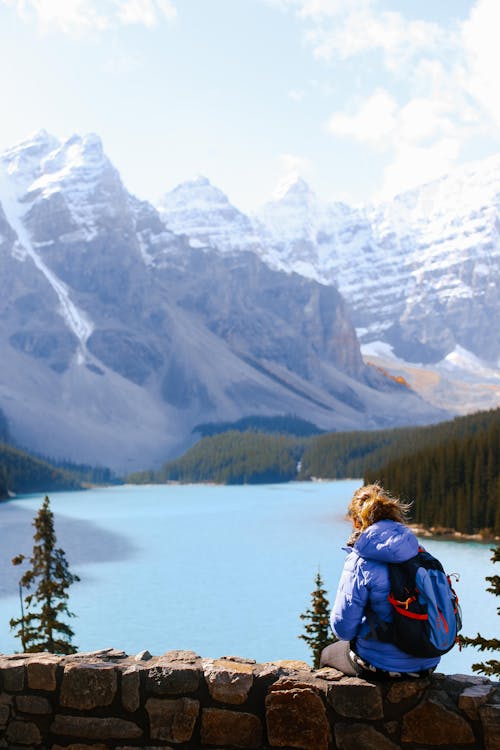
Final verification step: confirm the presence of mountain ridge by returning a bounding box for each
[158,152,500,409]
[3,130,492,470]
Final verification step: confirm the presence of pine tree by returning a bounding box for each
[299,570,336,669]
[459,545,500,677]
[10,496,80,654]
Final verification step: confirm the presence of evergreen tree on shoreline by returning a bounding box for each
[459,545,500,677]
[299,570,336,669]
[10,496,80,654]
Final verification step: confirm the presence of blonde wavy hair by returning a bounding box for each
[348,482,412,530]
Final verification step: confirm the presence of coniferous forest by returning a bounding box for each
[364,418,500,536]
[0,443,82,499]
[2,403,499,535]
[129,408,500,536]
[130,431,302,485]
[298,409,500,481]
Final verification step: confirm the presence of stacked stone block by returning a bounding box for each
[0,648,498,749]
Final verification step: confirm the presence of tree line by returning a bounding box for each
[365,419,500,536]
[0,436,119,499]
[0,443,82,500]
[129,409,499,535]
[130,431,302,485]
[298,408,500,481]
[193,414,324,438]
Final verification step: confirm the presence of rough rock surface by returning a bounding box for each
[0,649,497,749]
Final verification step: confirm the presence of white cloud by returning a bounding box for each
[271,0,443,68]
[270,0,500,199]
[328,85,472,197]
[2,0,109,33]
[1,0,177,33]
[378,137,461,200]
[156,0,176,22]
[311,10,442,70]
[461,0,500,129]
[328,89,397,146]
[279,152,311,176]
[288,88,304,102]
[296,0,364,18]
[398,98,457,145]
[117,0,157,27]
[266,0,369,19]
[118,0,177,26]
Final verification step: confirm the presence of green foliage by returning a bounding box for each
[0,443,82,499]
[130,408,499,534]
[459,546,500,677]
[299,409,500,483]
[299,428,404,479]
[193,414,324,438]
[364,413,500,536]
[130,431,302,485]
[299,571,336,669]
[127,468,157,484]
[10,496,80,654]
[45,458,120,486]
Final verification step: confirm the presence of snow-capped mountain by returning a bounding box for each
[157,175,260,252]
[0,131,443,471]
[159,157,500,373]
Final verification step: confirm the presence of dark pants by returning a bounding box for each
[320,640,435,680]
[319,641,359,676]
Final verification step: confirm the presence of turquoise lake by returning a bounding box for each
[0,481,496,674]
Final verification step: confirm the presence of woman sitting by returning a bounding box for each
[320,483,440,679]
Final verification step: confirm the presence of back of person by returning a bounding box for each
[321,484,440,678]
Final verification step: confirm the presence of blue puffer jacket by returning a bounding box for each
[330,519,440,672]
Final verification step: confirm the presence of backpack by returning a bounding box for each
[373,546,462,658]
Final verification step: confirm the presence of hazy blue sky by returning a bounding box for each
[1,0,499,210]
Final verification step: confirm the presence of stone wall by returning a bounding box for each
[0,648,499,749]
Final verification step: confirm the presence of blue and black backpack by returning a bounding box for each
[375,546,462,658]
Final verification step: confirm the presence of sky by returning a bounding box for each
[1,0,500,211]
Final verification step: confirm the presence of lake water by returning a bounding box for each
[0,481,497,675]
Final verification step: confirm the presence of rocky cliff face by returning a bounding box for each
[158,157,500,417]
[0,132,446,470]
[160,159,500,368]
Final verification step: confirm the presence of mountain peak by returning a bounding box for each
[158,175,234,214]
[62,132,106,167]
[272,174,315,202]
[157,176,256,250]
[0,130,60,176]
[189,174,211,187]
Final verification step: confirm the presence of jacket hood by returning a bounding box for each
[353,519,418,563]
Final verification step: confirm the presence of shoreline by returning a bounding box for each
[409,523,499,544]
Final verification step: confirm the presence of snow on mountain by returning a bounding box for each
[251,178,349,282]
[159,155,500,374]
[0,131,95,352]
[27,133,110,240]
[154,154,500,416]
[157,175,260,251]
[2,128,498,469]
[1,130,447,471]
[257,177,321,243]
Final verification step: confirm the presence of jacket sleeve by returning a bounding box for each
[330,555,370,641]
